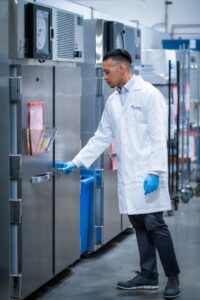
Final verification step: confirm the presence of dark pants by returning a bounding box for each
[128,212,180,278]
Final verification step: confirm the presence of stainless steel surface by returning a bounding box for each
[10,88,20,278]
[82,20,104,249]
[9,0,26,59]
[81,63,97,147]
[105,21,124,52]
[54,66,81,274]
[103,157,119,243]
[5,1,85,298]
[82,19,124,246]
[21,65,54,298]
[95,19,106,65]
[10,67,22,286]
[0,1,10,298]
[122,214,131,231]
[81,20,104,150]
[124,25,141,72]
[103,81,120,243]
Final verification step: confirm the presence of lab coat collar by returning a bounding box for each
[114,75,143,96]
[122,76,145,114]
[129,75,144,91]
[113,75,144,116]
[117,75,135,94]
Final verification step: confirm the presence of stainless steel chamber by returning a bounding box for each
[7,1,83,298]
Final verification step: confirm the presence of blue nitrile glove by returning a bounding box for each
[63,162,77,175]
[144,174,159,195]
[55,161,65,169]
[55,161,77,175]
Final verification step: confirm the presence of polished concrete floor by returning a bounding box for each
[37,196,200,300]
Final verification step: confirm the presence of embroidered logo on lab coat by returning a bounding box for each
[130,105,142,111]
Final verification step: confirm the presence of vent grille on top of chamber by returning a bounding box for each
[56,10,75,58]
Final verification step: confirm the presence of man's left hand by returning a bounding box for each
[144,174,159,195]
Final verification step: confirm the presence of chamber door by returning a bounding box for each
[54,66,81,274]
[21,65,53,298]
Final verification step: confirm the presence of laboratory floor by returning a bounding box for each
[36,195,200,300]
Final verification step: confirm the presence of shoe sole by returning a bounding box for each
[117,285,159,290]
[164,292,180,299]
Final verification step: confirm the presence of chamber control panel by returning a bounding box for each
[16,2,84,62]
[25,3,53,59]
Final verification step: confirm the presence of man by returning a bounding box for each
[60,49,180,299]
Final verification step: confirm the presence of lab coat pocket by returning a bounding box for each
[145,188,160,202]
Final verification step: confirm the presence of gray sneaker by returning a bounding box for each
[117,272,159,290]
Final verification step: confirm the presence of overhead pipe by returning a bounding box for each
[90,6,94,19]
[152,1,173,33]
[152,22,165,30]
[165,1,173,34]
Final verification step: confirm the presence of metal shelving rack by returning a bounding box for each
[167,60,181,212]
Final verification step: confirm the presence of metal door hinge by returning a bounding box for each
[10,274,22,299]
[96,68,103,96]
[95,225,104,245]
[96,67,103,77]
[95,169,104,188]
[10,154,22,180]
[10,76,22,103]
[96,77,103,97]
[10,199,22,224]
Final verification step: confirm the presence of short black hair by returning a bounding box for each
[103,49,132,65]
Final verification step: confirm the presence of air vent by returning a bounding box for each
[56,10,75,59]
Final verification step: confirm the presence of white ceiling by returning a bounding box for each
[66,0,200,38]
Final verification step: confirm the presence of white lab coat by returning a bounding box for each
[73,75,171,214]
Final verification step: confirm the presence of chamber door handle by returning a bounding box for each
[30,172,52,184]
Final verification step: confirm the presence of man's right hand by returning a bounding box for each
[55,161,77,175]
[63,162,77,175]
